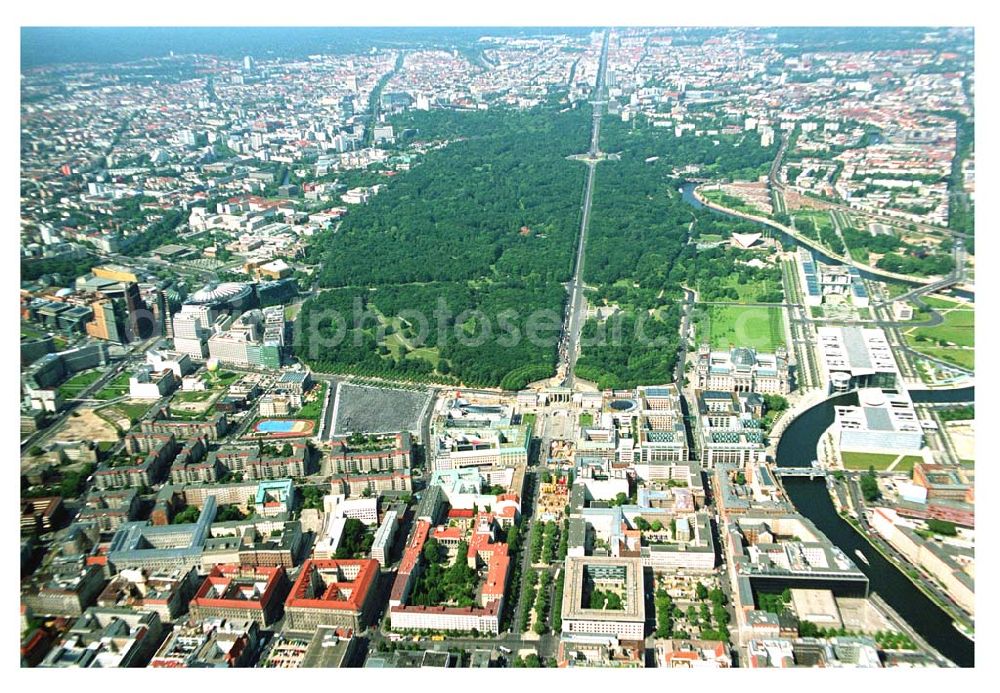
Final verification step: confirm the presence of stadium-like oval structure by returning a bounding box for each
[186,281,252,307]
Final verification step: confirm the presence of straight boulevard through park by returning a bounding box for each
[559,29,609,389]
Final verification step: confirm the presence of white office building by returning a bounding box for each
[129,365,177,400]
[561,556,646,640]
[389,605,499,634]
[835,388,923,454]
[816,327,900,393]
[207,332,254,367]
[324,494,378,526]
[370,510,399,566]
[146,348,193,379]
[172,305,215,359]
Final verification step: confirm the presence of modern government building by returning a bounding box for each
[560,556,646,641]
[696,345,791,394]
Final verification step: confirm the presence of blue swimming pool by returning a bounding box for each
[256,420,297,433]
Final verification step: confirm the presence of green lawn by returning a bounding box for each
[116,401,155,422]
[706,275,784,304]
[888,456,924,474]
[848,247,870,263]
[284,303,304,321]
[169,389,222,420]
[794,210,834,233]
[97,400,155,427]
[832,209,858,231]
[57,370,104,399]
[908,309,973,348]
[841,451,918,471]
[377,312,444,372]
[579,412,594,428]
[697,305,786,351]
[406,346,442,368]
[171,389,218,403]
[382,331,406,359]
[913,310,976,346]
[916,347,975,371]
[206,370,241,387]
[883,282,912,299]
[373,314,406,359]
[904,301,974,371]
[921,295,965,310]
[95,372,131,400]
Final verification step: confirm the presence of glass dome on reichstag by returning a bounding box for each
[730,347,757,370]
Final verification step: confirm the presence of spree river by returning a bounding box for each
[679,182,975,301]
[678,180,975,664]
[775,392,974,667]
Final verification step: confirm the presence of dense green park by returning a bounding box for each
[294,105,590,386]
[577,114,781,388]
[296,103,787,388]
[294,279,567,387]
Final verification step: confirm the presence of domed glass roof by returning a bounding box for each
[187,281,251,305]
[730,347,757,370]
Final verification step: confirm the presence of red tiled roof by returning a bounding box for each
[432,526,462,540]
[190,564,284,611]
[285,559,378,613]
[481,546,510,600]
[409,521,431,548]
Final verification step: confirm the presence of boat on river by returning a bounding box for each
[854,549,871,566]
[953,621,975,641]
